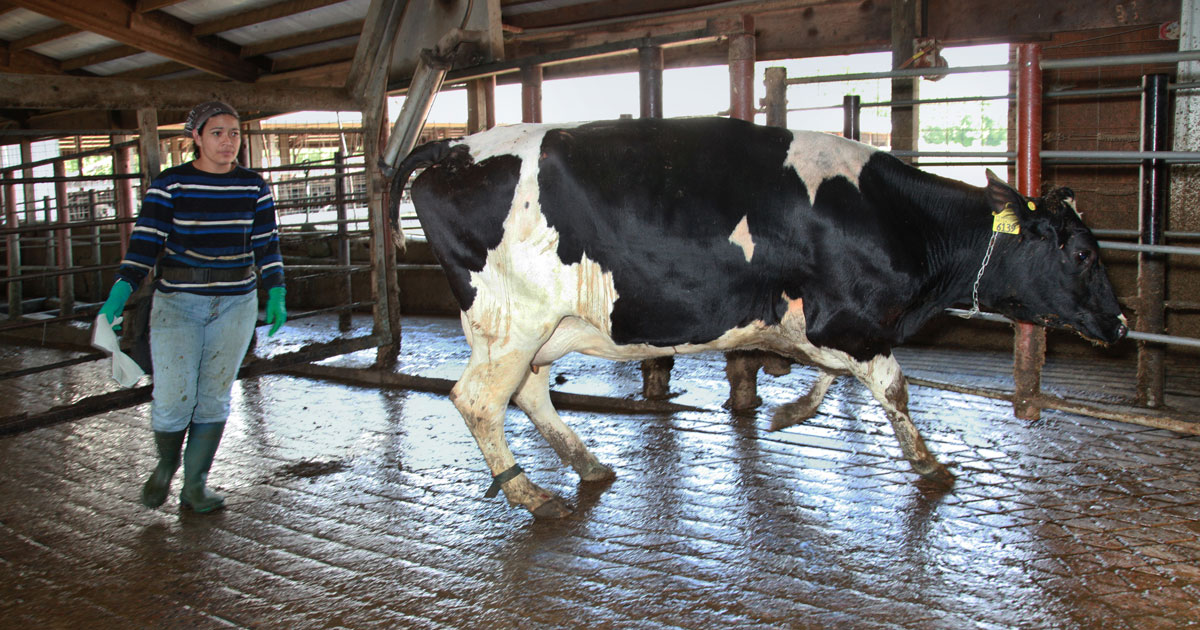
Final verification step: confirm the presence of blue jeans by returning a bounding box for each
[149,290,257,432]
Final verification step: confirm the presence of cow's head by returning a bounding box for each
[979,170,1128,345]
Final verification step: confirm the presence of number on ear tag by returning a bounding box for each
[993,205,1020,235]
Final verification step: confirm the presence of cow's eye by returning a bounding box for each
[1074,249,1094,265]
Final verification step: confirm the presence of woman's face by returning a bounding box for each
[192,113,241,173]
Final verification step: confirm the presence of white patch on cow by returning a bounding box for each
[728,215,755,262]
[1064,196,1083,220]
[461,124,621,361]
[457,122,585,164]
[785,131,878,206]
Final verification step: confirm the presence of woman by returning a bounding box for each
[98,101,287,513]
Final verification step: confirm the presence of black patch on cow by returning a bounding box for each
[537,118,808,346]
[411,148,519,310]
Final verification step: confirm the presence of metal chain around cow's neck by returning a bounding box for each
[958,229,1000,319]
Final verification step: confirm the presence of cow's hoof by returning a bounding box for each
[579,462,616,482]
[769,401,817,431]
[916,464,955,490]
[531,496,573,519]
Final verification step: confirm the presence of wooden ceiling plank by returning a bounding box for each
[60,44,142,71]
[193,0,352,37]
[135,0,187,11]
[270,42,356,72]
[11,24,81,52]
[241,19,364,57]
[8,0,260,82]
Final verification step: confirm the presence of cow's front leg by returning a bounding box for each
[770,370,837,431]
[849,354,954,488]
[513,366,615,484]
[451,348,570,519]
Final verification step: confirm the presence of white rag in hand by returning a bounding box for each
[91,314,145,387]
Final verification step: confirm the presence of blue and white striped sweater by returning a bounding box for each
[116,163,285,295]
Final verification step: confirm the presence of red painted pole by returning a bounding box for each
[1013,43,1046,420]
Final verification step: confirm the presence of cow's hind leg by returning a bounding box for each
[849,355,954,488]
[452,343,571,519]
[513,367,615,483]
[770,370,837,431]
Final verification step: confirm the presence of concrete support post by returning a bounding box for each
[763,66,787,128]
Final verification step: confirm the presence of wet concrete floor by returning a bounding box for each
[1,315,1199,629]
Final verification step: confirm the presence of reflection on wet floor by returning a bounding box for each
[1,315,1198,629]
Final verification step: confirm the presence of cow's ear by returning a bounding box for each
[984,169,1026,215]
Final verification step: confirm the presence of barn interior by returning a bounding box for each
[1,1,1199,628]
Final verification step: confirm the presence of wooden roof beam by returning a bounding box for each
[0,73,357,111]
[7,0,261,82]
[0,39,67,74]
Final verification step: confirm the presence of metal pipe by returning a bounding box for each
[842,94,860,141]
[379,48,453,176]
[727,16,756,123]
[1041,50,1200,70]
[783,51,1200,87]
[638,46,664,120]
[1098,241,1200,256]
[1136,74,1169,408]
[943,309,1200,349]
[1013,43,1045,421]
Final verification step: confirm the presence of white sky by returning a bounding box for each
[266,44,1010,184]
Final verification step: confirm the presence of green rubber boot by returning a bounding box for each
[141,429,186,508]
[179,422,226,513]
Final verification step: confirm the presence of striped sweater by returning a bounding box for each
[115,163,285,295]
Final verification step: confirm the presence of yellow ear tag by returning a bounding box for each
[992,203,1020,234]
[1026,201,1037,211]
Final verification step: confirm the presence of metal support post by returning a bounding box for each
[639,46,664,120]
[728,15,756,123]
[53,161,74,316]
[1014,43,1046,420]
[4,171,20,320]
[843,94,861,141]
[1136,74,1170,408]
[335,151,351,332]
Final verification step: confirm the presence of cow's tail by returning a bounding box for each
[387,138,456,251]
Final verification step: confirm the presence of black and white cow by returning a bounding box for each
[391,116,1127,519]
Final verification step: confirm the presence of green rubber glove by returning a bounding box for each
[98,280,133,331]
[265,286,287,336]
